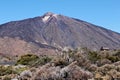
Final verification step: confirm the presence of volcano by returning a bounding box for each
[0,12,120,56]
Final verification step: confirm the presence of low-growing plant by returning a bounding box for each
[107,56,120,63]
[88,51,100,63]
[52,57,68,68]
[16,54,39,65]
[3,76,11,80]
[0,66,16,76]
[114,50,120,57]
[32,56,52,66]
[15,66,29,74]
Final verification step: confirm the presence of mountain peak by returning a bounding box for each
[42,12,58,22]
[44,12,55,16]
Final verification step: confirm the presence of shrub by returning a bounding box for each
[16,54,39,65]
[97,59,111,66]
[14,66,28,74]
[88,51,100,63]
[32,56,52,66]
[107,56,120,63]
[0,66,16,76]
[52,57,68,68]
[114,50,120,57]
[3,76,11,80]
[19,70,32,80]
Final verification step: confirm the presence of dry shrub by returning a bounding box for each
[52,57,69,68]
[34,61,93,80]
[97,59,111,66]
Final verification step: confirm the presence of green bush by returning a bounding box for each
[88,51,100,63]
[32,56,52,66]
[114,50,120,57]
[3,76,11,80]
[108,56,120,63]
[15,66,28,74]
[16,54,39,65]
[0,66,16,76]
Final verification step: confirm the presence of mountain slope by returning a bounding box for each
[0,12,120,55]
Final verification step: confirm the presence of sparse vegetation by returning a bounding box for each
[0,48,120,79]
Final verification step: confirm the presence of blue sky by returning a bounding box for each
[0,0,120,33]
